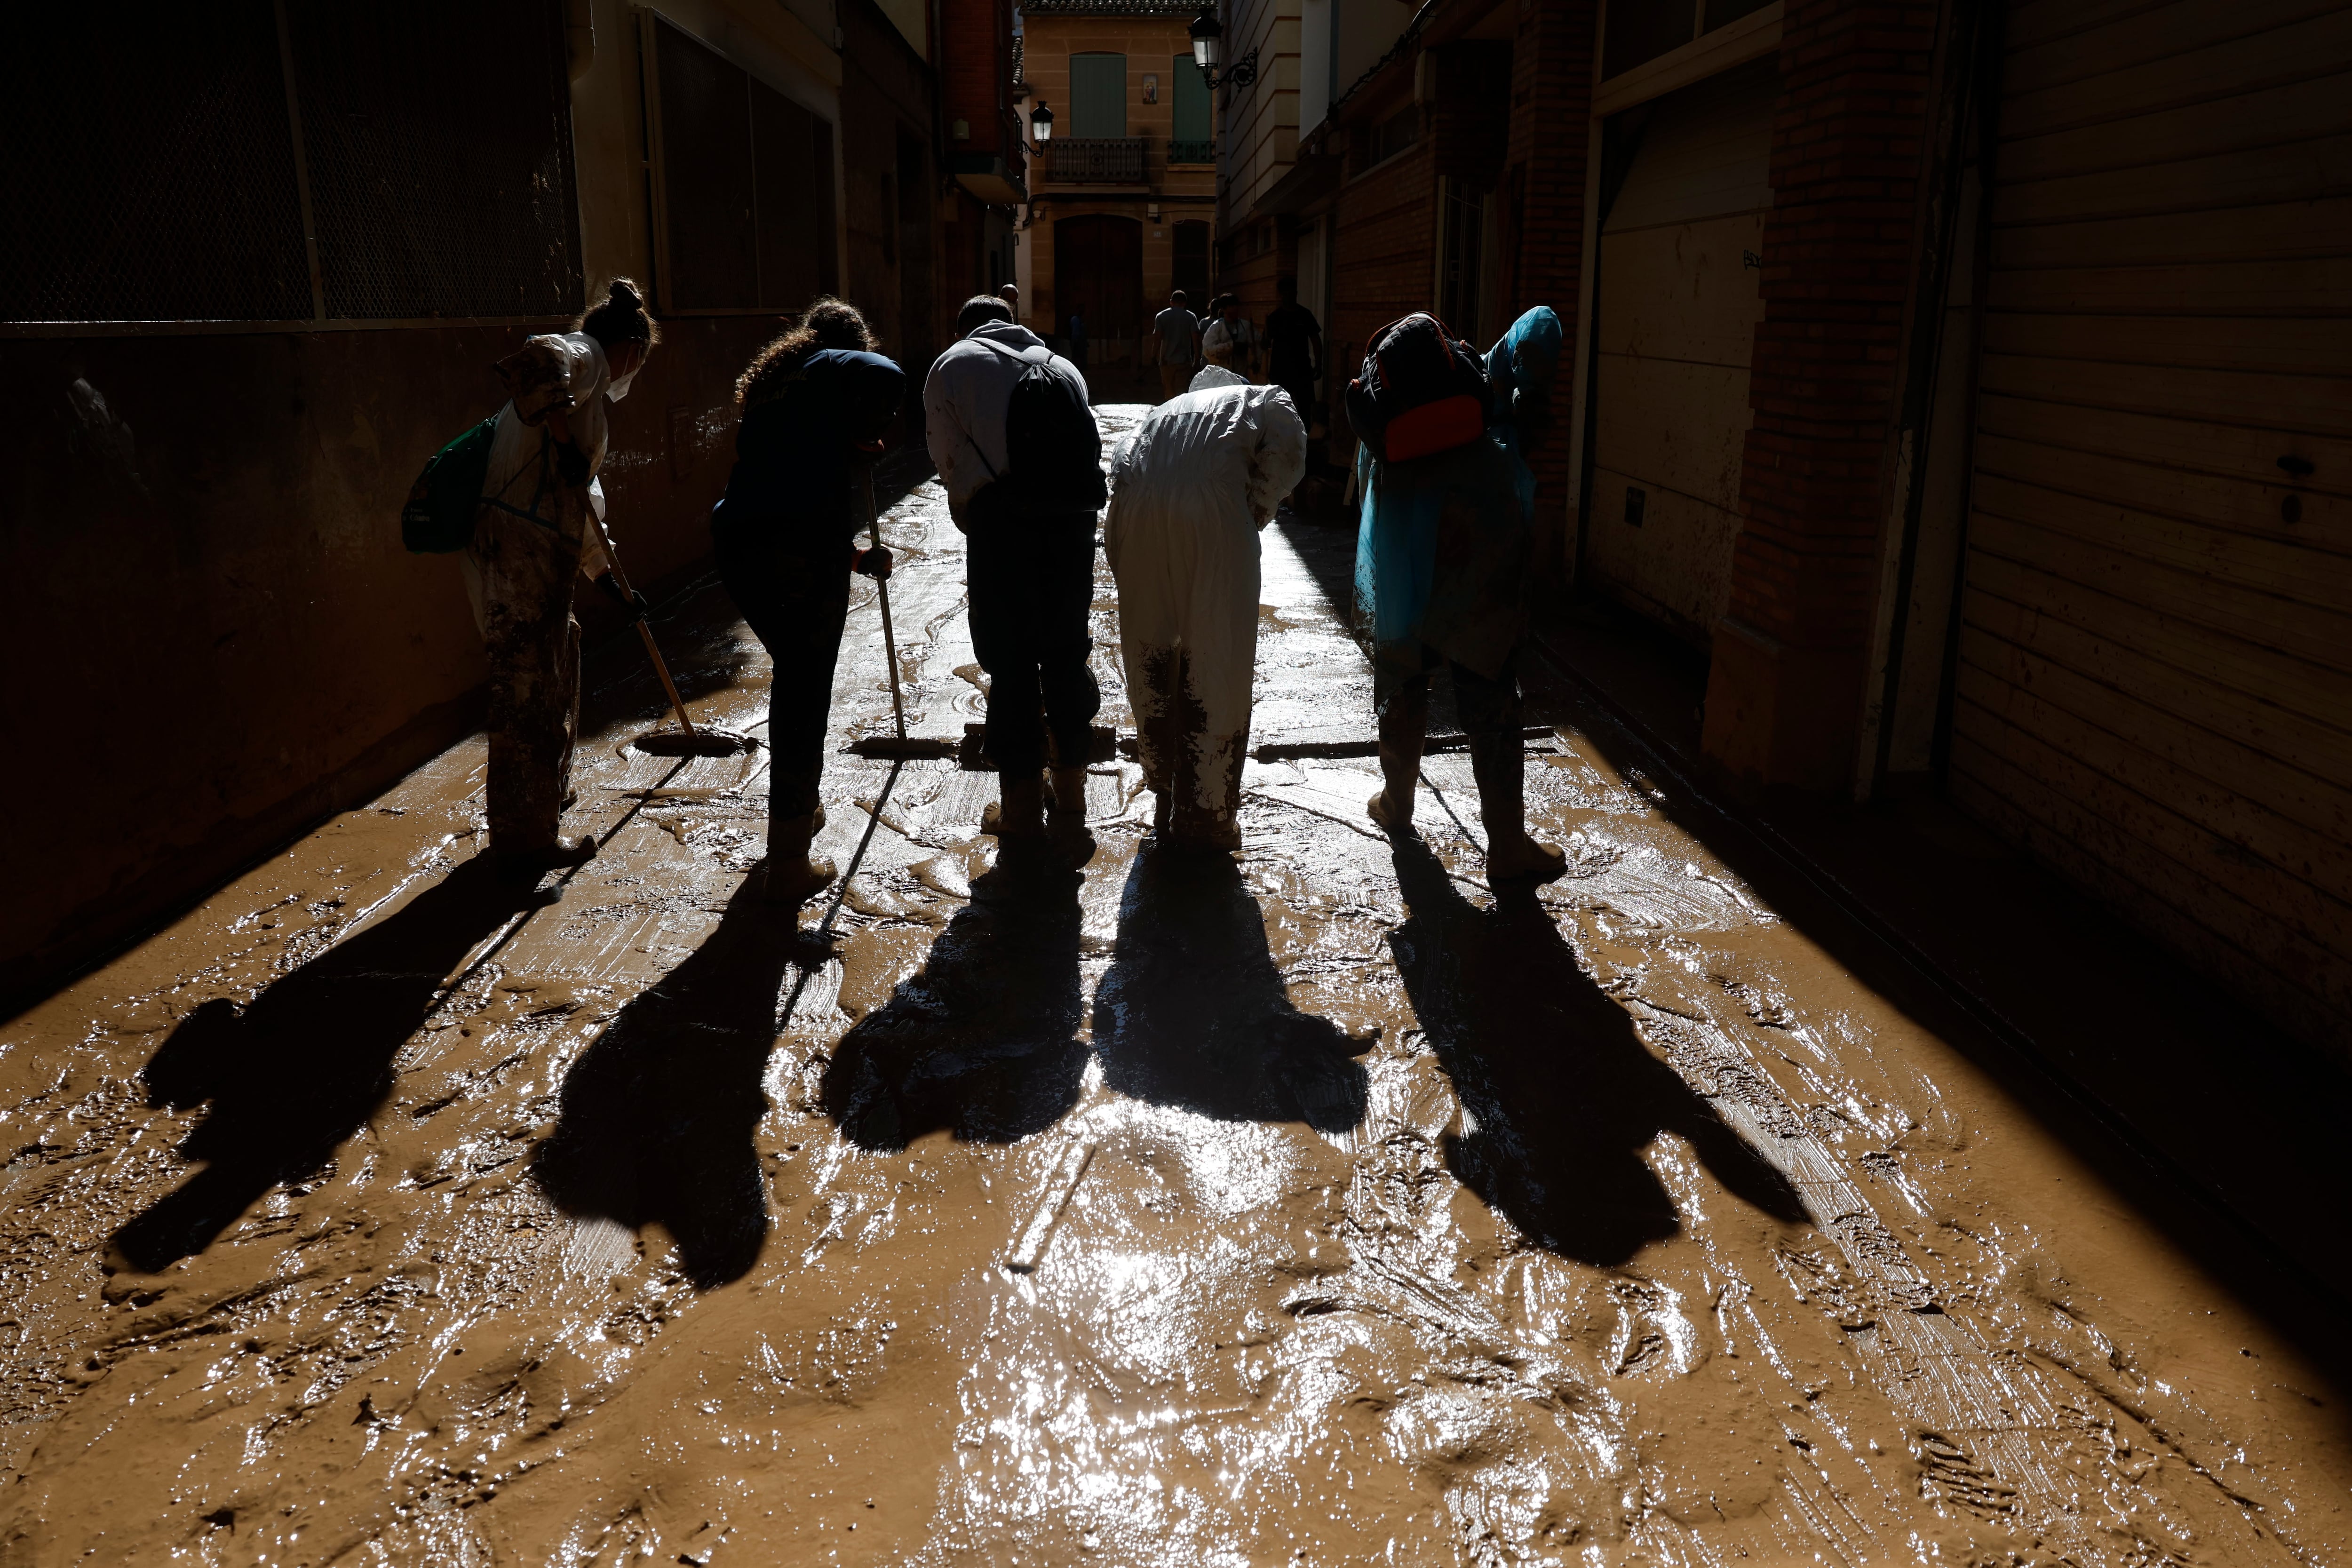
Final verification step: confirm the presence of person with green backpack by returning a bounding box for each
[405,278,660,873]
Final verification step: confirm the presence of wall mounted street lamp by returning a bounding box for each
[1188,9,1258,88]
[1027,100,1055,150]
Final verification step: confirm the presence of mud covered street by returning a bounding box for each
[1,409,2345,1566]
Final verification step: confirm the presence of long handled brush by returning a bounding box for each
[580,505,756,758]
[849,470,960,762]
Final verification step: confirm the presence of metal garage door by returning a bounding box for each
[1587,56,1778,643]
[1950,0,2352,1043]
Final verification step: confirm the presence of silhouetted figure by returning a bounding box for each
[116,859,546,1273]
[712,297,903,905]
[821,864,1088,1151]
[1386,838,1804,1264]
[1092,846,1369,1131]
[535,880,819,1289]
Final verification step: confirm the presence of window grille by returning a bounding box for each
[651,18,838,313]
[3,6,311,323]
[288,0,583,320]
[3,0,582,327]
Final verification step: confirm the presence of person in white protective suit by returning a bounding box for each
[1104,366,1307,850]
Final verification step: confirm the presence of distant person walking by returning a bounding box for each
[1353,308,1566,883]
[468,278,658,872]
[999,282,1020,319]
[708,299,903,903]
[1152,290,1201,401]
[1265,277,1322,432]
[924,295,1110,862]
[1106,366,1306,850]
[1211,294,1260,380]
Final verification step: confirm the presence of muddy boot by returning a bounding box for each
[1048,765,1098,868]
[764,807,836,905]
[1367,686,1430,835]
[1470,732,1565,883]
[980,773,1047,841]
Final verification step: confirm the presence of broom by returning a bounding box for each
[582,504,756,758]
[849,468,960,762]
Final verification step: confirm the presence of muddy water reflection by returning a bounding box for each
[0,429,2342,1565]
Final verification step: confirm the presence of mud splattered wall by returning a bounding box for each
[0,320,774,1012]
[0,0,851,1011]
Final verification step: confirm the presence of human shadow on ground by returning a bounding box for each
[1388,838,1804,1265]
[1091,845,1371,1132]
[820,861,1089,1151]
[535,879,822,1289]
[116,859,549,1274]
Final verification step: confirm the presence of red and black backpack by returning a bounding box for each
[1344,312,1493,462]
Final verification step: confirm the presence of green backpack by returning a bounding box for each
[400,416,556,553]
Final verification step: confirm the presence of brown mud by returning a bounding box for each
[0,408,2345,1565]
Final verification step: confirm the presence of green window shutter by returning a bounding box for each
[1172,56,1211,144]
[1069,54,1127,138]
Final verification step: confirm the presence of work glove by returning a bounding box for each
[594,572,649,623]
[851,544,893,581]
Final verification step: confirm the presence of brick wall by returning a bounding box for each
[1328,126,1437,438]
[1498,0,1597,579]
[942,0,1013,158]
[1701,0,1939,788]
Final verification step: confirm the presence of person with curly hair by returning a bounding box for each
[710,297,906,903]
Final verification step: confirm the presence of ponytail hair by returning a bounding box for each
[735,296,876,407]
[578,277,660,350]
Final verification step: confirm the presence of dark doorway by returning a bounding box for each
[1054,214,1143,341]
[1172,219,1210,304]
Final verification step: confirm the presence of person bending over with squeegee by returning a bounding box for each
[709,298,904,905]
[470,278,659,873]
[923,294,1108,869]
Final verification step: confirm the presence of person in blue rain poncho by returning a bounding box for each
[1354,306,1568,883]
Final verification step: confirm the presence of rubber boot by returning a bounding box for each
[1469,732,1566,883]
[1049,765,1090,820]
[764,806,836,905]
[492,834,597,876]
[980,773,1047,840]
[1367,685,1430,835]
[1048,765,1098,868]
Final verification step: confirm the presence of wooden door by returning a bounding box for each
[1587,56,1777,644]
[1947,0,2352,1043]
[1054,214,1143,341]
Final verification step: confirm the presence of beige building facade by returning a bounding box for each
[1015,0,1218,366]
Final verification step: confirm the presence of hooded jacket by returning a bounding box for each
[921,321,1090,510]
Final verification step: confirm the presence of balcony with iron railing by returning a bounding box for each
[1042,137,1146,183]
[1167,139,1216,165]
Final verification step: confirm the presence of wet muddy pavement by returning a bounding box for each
[2,408,2346,1566]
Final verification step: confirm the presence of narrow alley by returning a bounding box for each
[0,414,2341,1566]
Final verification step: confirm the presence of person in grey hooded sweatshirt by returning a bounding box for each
[922,295,1107,863]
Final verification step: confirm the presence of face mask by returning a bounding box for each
[606,362,639,403]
